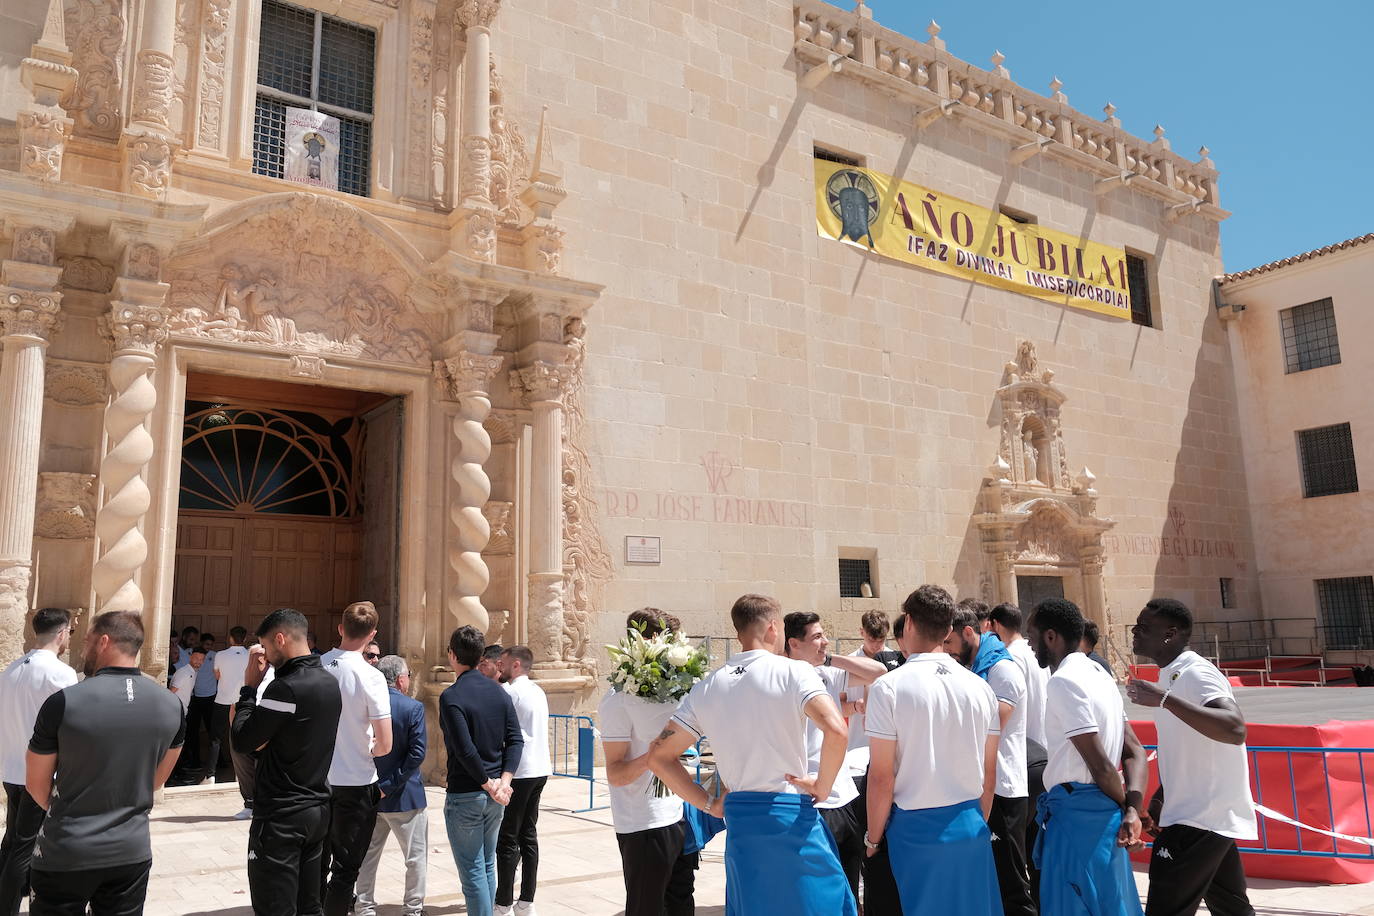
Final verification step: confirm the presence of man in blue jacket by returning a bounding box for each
[354,655,428,916]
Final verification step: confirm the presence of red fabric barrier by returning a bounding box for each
[1129,719,1374,883]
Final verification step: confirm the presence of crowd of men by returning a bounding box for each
[616,589,1259,916]
[0,603,551,916]
[0,587,1259,916]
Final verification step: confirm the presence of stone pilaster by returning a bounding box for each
[453,0,501,262]
[0,248,63,667]
[511,358,574,677]
[120,0,179,198]
[16,0,77,182]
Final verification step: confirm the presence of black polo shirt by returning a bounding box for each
[29,666,185,870]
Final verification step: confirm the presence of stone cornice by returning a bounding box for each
[794,1,1229,220]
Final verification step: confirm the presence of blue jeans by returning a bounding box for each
[445,791,503,916]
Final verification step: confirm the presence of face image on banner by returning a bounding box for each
[813,159,1133,320]
[285,107,340,191]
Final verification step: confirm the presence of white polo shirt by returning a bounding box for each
[598,690,685,834]
[0,649,78,785]
[1043,652,1125,789]
[672,650,827,795]
[1156,650,1258,840]
[866,652,999,811]
[809,665,859,810]
[1007,637,1048,752]
[505,675,552,779]
[213,645,250,705]
[169,664,197,712]
[985,656,1028,798]
[324,649,391,786]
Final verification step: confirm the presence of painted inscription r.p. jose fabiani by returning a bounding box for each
[815,159,1133,320]
[602,452,810,528]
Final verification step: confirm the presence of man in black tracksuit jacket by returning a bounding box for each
[232,609,342,916]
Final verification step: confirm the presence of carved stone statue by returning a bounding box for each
[1022,428,1039,484]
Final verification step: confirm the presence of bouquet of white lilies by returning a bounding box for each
[605,626,710,705]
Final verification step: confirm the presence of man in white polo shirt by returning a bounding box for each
[214,626,254,820]
[321,601,393,916]
[947,602,1034,916]
[865,585,1001,916]
[494,645,552,916]
[0,608,77,915]
[648,594,855,916]
[599,610,697,916]
[1028,597,1148,916]
[989,600,1050,908]
[782,611,884,903]
[1128,598,1257,916]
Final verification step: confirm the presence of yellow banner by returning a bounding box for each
[814,160,1132,320]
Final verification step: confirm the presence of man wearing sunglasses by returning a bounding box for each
[364,643,382,667]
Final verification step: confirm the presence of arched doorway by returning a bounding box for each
[171,373,401,650]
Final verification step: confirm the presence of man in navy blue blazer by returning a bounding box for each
[354,655,428,916]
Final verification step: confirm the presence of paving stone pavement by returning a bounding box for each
[7,776,1372,914]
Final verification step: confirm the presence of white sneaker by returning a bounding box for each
[494,906,514,916]
[233,807,252,820]
[515,902,538,916]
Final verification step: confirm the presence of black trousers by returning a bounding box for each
[819,797,863,905]
[249,805,329,916]
[615,819,697,916]
[1147,824,1255,916]
[220,703,256,807]
[320,783,380,916]
[29,860,151,916]
[0,782,45,916]
[184,695,218,772]
[1025,754,1048,909]
[496,775,548,905]
[989,794,1035,916]
[853,774,901,916]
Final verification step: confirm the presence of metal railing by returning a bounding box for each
[548,714,603,813]
[1143,745,1374,860]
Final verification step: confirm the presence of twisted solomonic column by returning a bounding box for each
[436,350,505,635]
[91,300,169,616]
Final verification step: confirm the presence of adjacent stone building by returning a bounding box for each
[0,0,1272,719]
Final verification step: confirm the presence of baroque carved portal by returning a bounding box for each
[976,342,1114,626]
[164,195,440,364]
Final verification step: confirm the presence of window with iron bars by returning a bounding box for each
[1316,575,1374,650]
[838,558,873,598]
[252,0,375,197]
[1297,422,1358,498]
[1280,297,1341,374]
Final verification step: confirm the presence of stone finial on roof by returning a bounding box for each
[1103,102,1120,127]
[1152,124,1170,151]
[925,20,944,50]
[1049,77,1067,104]
[1197,145,1214,168]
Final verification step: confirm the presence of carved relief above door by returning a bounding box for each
[975,342,1114,626]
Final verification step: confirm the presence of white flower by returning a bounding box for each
[664,645,693,667]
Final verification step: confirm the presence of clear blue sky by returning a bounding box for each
[864,1,1372,272]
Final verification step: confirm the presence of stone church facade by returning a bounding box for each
[1,0,1256,715]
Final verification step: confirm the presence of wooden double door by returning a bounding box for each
[172,510,361,647]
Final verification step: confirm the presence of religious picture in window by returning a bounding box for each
[286,108,340,191]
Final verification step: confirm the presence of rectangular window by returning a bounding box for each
[814,145,862,167]
[1280,298,1341,374]
[1126,253,1154,327]
[1219,577,1235,609]
[838,557,873,598]
[1297,422,1359,498]
[1316,576,1374,650]
[253,0,375,197]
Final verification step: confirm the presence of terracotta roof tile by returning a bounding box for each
[1222,233,1374,283]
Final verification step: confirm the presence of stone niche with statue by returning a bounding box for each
[975,341,1115,628]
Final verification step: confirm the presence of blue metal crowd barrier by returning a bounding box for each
[549,713,603,812]
[1143,744,1374,860]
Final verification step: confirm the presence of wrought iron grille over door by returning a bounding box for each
[180,402,361,517]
